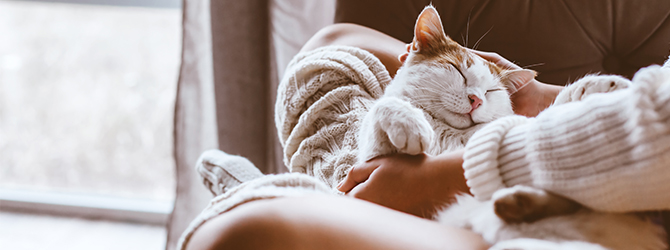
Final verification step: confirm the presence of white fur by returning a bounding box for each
[358,52,515,161]
[554,74,631,105]
[358,96,434,161]
[437,188,666,250]
[359,6,636,163]
[489,238,608,250]
[358,5,659,250]
[357,5,517,161]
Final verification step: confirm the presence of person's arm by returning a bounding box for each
[464,65,670,212]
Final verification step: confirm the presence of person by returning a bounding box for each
[185,23,670,250]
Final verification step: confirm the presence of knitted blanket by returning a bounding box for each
[177,46,392,249]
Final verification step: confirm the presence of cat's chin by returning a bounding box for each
[441,111,475,129]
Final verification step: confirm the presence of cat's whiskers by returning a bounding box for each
[363,6,662,249]
[465,12,471,47]
[522,62,545,69]
[473,26,494,50]
[412,85,451,98]
[420,85,451,95]
[461,34,467,48]
[423,79,460,94]
[412,98,466,116]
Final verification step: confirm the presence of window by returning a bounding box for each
[0,0,180,215]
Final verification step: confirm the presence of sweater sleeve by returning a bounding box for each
[462,65,670,212]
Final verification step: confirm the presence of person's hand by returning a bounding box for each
[468,49,564,117]
[509,78,563,117]
[468,49,522,71]
[337,151,470,219]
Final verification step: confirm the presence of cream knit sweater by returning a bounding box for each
[463,65,670,212]
[275,45,391,187]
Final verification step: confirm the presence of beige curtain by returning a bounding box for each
[167,0,334,248]
[166,0,218,249]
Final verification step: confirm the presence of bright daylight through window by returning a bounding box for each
[0,1,179,204]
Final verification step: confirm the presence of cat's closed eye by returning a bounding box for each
[449,63,467,86]
[485,88,503,93]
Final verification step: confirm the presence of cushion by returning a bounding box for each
[335,0,670,85]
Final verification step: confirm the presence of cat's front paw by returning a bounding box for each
[358,97,434,161]
[382,113,433,155]
[554,74,631,105]
[378,100,434,155]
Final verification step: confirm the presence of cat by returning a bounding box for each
[357,5,665,250]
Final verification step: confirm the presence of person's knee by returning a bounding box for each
[301,23,364,52]
[186,200,300,250]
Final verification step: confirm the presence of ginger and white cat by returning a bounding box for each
[358,5,665,250]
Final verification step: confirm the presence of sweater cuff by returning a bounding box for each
[463,115,531,200]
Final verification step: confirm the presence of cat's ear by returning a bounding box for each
[398,52,409,64]
[411,5,447,53]
[398,44,411,64]
[500,69,537,94]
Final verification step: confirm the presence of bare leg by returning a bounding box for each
[301,23,406,77]
[186,195,489,250]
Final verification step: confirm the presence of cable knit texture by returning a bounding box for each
[463,115,530,199]
[464,65,670,212]
[275,45,392,187]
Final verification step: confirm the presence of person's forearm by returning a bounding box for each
[510,79,563,117]
[431,150,470,198]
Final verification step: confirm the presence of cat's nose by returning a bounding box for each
[468,94,482,112]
